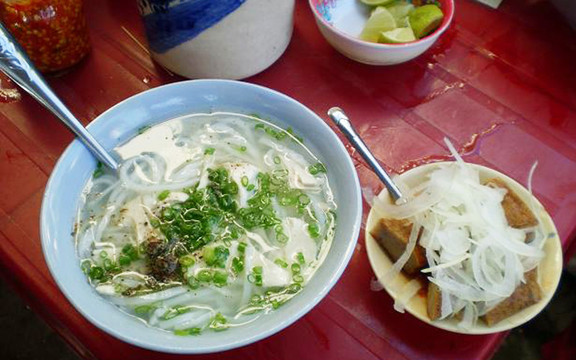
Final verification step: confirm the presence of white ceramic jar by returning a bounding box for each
[138,0,295,79]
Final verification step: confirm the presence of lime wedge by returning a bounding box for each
[386,1,414,27]
[360,0,395,6]
[379,27,416,44]
[371,6,386,16]
[409,4,444,39]
[360,7,397,43]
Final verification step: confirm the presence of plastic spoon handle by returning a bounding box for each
[0,23,118,170]
[328,107,404,202]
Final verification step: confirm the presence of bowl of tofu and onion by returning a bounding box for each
[365,154,562,334]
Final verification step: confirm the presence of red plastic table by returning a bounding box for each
[1,0,575,359]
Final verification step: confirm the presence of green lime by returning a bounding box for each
[386,1,414,28]
[360,0,395,6]
[360,7,397,43]
[379,27,416,44]
[409,4,444,39]
[371,6,386,16]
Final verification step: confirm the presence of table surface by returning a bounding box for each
[1,0,576,359]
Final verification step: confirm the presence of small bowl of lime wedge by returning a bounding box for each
[309,0,454,65]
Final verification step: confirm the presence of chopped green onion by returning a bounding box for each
[291,263,301,275]
[308,223,320,238]
[308,162,327,175]
[93,162,104,179]
[122,244,139,261]
[298,194,310,206]
[213,270,228,287]
[99,250,108,259]
[286,127,304,143]
[197,270,212,282]
[162,310,177,320]
[277,233,289,243]
[158,190,170,201]
[88,266,104,280]
[254,275,262,286]
[246,184,255,191]
[249,266,263,286]
[250,294,262,305]
[179,255,195,267]
[241,176,249,187]
[237,242,247,254]
[187,276,200,289]
[209,313,228,331]
[80,260,91,274]
[232,257,244,275]
[204,147,215,155]
[296,252,305,265]
[134,305,155,315]
[274,258,288,268]
[287,283,302,294]
[239,145,247,152]
[279,194,297,206]
[203,246,229,268]
[103,258,114,271]
[222,237,232,247]
[273,156,281,164]
[174,327,201,336]
[293,274,304,283]
[176,306,190,315]
[119,254,131,266]
[162,208,175,221]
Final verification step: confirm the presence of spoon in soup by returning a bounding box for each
[0,23,119,170]
[328,107,405,203]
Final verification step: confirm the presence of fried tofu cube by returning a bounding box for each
[482,269,542,326]
[427,281,442,320]
[370,218,426,275]
[485,178,538,228]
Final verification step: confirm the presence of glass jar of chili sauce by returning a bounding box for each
[0,0,90,73]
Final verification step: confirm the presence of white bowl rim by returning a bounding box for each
[308,0,455,49]
[40,79,363,353]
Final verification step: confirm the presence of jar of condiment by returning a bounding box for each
[137,0,295,79]
[0,0,90,73]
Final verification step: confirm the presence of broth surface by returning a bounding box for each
[74,113,337,334]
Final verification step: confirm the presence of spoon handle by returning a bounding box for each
[0,23,118,170]
[328,107,404,202]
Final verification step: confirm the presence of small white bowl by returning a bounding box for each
[365,162,563,334]
[41,80,362,353]
[309,0,455,65]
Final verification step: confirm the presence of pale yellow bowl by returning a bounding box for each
[365,162,563,334]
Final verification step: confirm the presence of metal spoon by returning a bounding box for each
[328,107,404,203]
[0,23,119,170]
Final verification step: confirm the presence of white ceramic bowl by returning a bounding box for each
[366,162,563,334]
[41,80,362,353]
[309,0,455,65]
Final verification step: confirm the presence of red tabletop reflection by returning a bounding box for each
[1,0,575,359]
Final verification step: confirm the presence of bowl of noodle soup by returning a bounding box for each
[41,80,362,353]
